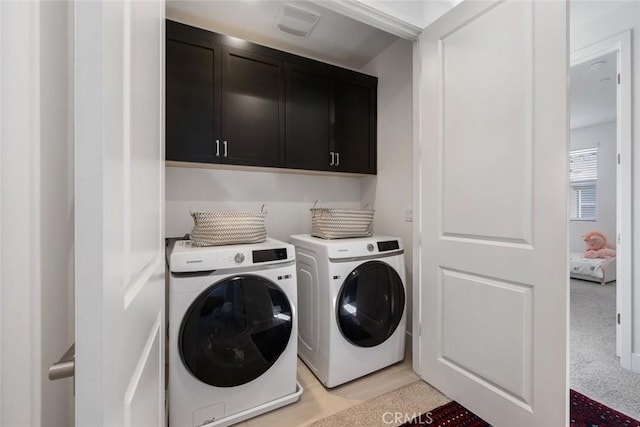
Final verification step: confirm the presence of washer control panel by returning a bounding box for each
[377,240,400,252]
[169,239,294,272]
[253,248,288,263]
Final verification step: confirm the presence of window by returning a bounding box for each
[569,147,597,221]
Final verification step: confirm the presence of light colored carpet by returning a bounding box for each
[308,380,450,427]
[570,279,640,420]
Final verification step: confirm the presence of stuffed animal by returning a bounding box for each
[583,231,616,259]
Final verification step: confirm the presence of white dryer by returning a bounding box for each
[290,234,406,388]
[168,238,301,427]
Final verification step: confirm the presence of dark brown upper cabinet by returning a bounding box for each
[166,20,377,174]
[166,35,219,163]
[285,63,377,174]
[166,22,285,168]
[333,77,377,174]
[221,46,285,167]
[285,63,333,172]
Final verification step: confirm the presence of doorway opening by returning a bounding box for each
[569,31,638,419]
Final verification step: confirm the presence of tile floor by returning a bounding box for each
[237,352,420,427]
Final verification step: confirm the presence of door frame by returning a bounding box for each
[411,34,423,375]
[0,1,43,425]
[570,30,632,371]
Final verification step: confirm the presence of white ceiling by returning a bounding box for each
[165,1,464,70]
[570,51,617,130]
[166,0,401,70]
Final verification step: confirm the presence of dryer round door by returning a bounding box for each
[179,274,293,387]
[336,260,405,347]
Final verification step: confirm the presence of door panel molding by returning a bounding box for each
[124,254,163,309]
[437,0,534,246]
[438,268,533,406]
[124,314,162,427]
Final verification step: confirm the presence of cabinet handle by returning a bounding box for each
[223,140,228,157]
[215,139,220,157]
[330,151,334,166]
[336,152,340,167]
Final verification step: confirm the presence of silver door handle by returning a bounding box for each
[330,151,334,166]
[223,140,228,157]
[336,152,340,167]
[215,139,220,157]
[49,343,75,381]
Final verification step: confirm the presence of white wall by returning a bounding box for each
[360,38,414,332]
[569,121,616,253]
[166,167,362,241]
[39,1,74,426]
[570,0,640,367]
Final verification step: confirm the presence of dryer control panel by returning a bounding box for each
[377,240,400,252]
[290,235,404,260]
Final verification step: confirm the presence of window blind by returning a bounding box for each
[569,147,597,221]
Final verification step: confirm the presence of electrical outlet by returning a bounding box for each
[405,208,413,222]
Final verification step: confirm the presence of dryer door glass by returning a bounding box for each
[179,275,293,387]
[337,260,405,347]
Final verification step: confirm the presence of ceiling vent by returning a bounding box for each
[276,3,320,38]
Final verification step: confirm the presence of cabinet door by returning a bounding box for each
[221,46,285,167]
[333,79,377,174]
[285,64,333,171]
[166,37,220,163]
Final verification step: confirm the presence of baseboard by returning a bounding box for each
[406,330,421,375]
[632,352,640,374]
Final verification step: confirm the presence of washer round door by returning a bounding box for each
[337,260,405,347]
[179,275,293,387]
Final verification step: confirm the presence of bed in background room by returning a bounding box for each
[570,253,616,284]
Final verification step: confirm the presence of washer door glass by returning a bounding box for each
[179,275,293,387]
[337,260,405,347]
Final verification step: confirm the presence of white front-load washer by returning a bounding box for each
[290,234,406,388]
[168,238,301,427]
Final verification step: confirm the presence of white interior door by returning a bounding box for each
[75,1,165,425]
[416,0,568,425]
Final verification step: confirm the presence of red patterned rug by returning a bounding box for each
[571,389,640,426]
[399,390,640,427]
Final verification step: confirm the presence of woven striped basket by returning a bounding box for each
[310,205,374,239]
[190,210,267,247]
